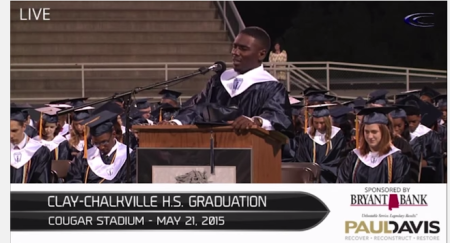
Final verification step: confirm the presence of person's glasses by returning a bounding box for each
[93,135,112,147]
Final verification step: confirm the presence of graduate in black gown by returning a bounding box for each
[58,106,95,161]
[66,110,136,183]
[35,107,68,160]
[135,98,154,125]
[337,107,411,183]
[47,102,72,137]
[11,107,52,183]
[389,105,421,183]
[295,104,345,183]
[281,97,303,162]
[434,94,447,180]
[162,27,293,135]
[398,95,444,183]
[11,104,39,138]
[419,86,440,104]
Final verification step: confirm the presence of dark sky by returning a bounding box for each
[234,2,447,69]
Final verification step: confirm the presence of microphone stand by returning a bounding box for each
[58,66,212,183]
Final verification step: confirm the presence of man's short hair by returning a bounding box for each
[239,26,271,52]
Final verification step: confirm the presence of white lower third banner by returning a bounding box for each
[10,184,447,243]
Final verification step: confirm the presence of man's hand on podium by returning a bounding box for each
[227,116,262,133]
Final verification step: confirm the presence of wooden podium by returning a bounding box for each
[132,125,287,183]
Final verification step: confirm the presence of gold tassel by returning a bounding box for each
[304,108,308,134]
[355,118,359,148]
[159,109,162,122]
[39,112,43,137]
[83,126,88,159]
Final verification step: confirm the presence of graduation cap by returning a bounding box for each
[307,90,329,103]
[11,105,27,122]
[92,101,123,116]
[63,97,89,107]
[434,94,447,108]
[35,107,61,137]
[159,89,182,103]
[420,86,440,99]
[397,95,423,116]
[307,104,336,118]
[291,103,304,117]
[135,98,151,110]
[150,103,181,122]
[79,110,119,158]
[395,90,421,103]
[367,90,389,105]
[325,95,337,102]
[330,106,353,124]
[46,103,72,109]
[357,107,396,125]
[289,96,301,105]
[421,103,443,128]
[72,106,94,122]
[303,87,322,96]
[390,105,419,119]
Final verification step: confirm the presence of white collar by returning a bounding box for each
[306,126,341,145]
[86,140,132,180]
[10,136,42,169]
[220,64,278,98]
[410,124,431,141]
[59,123,70,136]
[64,134,84,151]
[353,145,399,168]
[41,134,66,152]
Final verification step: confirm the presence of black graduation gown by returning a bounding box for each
[410,125,443,183]
[25,125,38,138]
[11,138,52,183]
[393,136,420,183]
[281,137,298,162]
[175,73,293,137]
[337,148,410,183]
[66,141,136,183]
[295,127,345,183]
[122,132,138,150]
[41,135,68,160]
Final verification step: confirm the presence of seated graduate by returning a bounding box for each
[151,102,181,124]
[366,89,389,108]
[389,105,422,183]
[281,97,303,162]
[162,27,293,135]
[59,106,95,160]
[435,94,447,126]
[35,107,67,160]
[159,89,182,107]
[419,86,440,104]
[397,95,444,183]
[11,103,39,138]
[134,98,154,125]
[300,89,329,133]
[66,110,137,183]
[47,101,73,137]
[295,104,345,183]
[11,106,52,183]
[337,107,411,183]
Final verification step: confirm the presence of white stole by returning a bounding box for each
[307,126,341,146]
[220,65,278,98]
[86,142,132,180]
[410,124,431,142]
[41,134,66,152]
[10,138,42,169]
[353,146,400,168]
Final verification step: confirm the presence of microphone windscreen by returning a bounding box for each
[213,61,227,73]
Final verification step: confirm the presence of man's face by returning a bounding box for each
[231,33,265,74]
[10,120,26,144]
[440,107,447,122]
[139,108,151,119]
[160,99,177,107]
[92,131,115,155]
[406,115,421,132]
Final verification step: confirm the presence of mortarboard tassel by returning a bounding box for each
[355,118,359,148]
[83,126,88,159]
[304,107,308,134]
[39,112,43,138]
[159,108,162,122]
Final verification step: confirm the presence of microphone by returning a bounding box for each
[208,61,227,73]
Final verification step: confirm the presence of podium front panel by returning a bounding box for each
[137,148,252,183]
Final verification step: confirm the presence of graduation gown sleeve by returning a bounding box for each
[393,136,420,183]
[11,146,52,183]
[421,131,444,183]
[56,140,73,161]
[281,137,298,162]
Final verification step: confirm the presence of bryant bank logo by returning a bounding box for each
[350,188,428,210]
